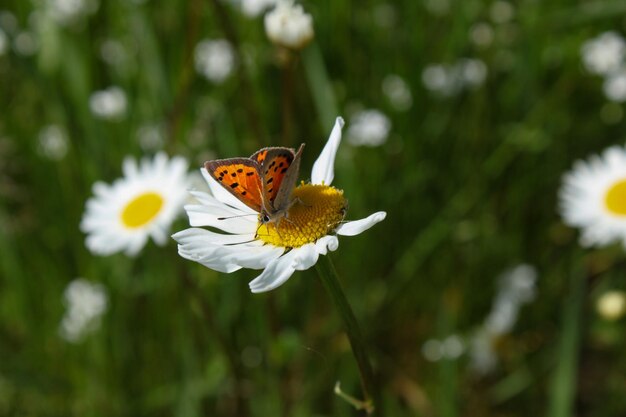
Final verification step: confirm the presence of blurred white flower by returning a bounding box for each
[89,86,127,120]
[470,264,537,374]
[100,39,128,67]
[13,31,38,56]
[489,1,514,24]
[0,28,7,56]
[0,11,18,35]
[347,109,391,147]
[459,58,488,88]
[240,0,277,17]
[559,145,626,248]
[603,70,626,102]
[469,22,494,48]
[424,0,450,16]
[581,31,626,76]
[59,279,107,343]
[264,0,314,50]
[484,265,536,335]
[81,152,190,256]
[38,125,69,160]
[194,39,235,84]
[47,0,99,26]
[596,290,626,320]
[382,74,413,111]
[468,328,498,373]
[137,123,165,151]
[422,335,465,362]
[422,59,488,96]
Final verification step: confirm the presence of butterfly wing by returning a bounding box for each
[204,158,263,212]
[251,144,304,213]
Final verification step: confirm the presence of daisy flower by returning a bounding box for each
[81,152,190,256]
[559,145,626,248]
[173,117,387,293]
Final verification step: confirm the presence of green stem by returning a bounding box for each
[548,267,586,417]
[316,256,377,414]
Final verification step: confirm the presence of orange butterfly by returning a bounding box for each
[205,144,305,226]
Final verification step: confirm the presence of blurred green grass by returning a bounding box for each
[2,0,626,416]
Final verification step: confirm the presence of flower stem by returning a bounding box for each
[316,256,377,414]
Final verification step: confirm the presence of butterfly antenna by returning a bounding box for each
[217,213,259,221]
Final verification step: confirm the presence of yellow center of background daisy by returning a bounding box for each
[121,192,164,228]
[257,184,347,248]
[605,179,626,216]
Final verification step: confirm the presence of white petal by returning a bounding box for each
[315,235,339,255]
[172,227,256,245]
[226,244,284,269]
[185,204,257,234]
[248,249,299,293]
[311,117,344,185]
[293,243,319,271]
[335,211,387,236]
[178,247,243,273]
[201,168,258,214]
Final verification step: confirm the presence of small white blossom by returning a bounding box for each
[240,0,277,17]
[581,31,626,76]
[264,0,314,50]
[38,125,69,160]
[469,264,537,374]
[489,1,514,24]
[89,86,127,120]
[137,123,165,151]
[603,70,626,102]
[59,279,108,343]
[469,22,494,48]
[13,31,38,56]
[422,59,488,96]
[347,109,391,147]
[47,0,99,26]
[382,74,413,111]
[194,39,235,84]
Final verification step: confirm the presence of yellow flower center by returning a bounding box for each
[121,192,164,228]
[257,183,348,248]
[605,179,626,216]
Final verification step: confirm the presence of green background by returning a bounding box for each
[1,0,626,416]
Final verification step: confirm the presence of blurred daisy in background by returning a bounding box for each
[382,74,413,111]
[81,152,190,256]
[422,58,488,97]
[59,278,107,343]
[89,86,127,120]
[37,124,69,161]
[559,146,626,248]
[194,39,235,84]
[581,31,626,76]
[239,0,277,17]
[469,264,537,374]
[347,109,392,147]
[173,117,386,293]
[603,70,626,103]
[264,0,313,50]
[47,0,99,26]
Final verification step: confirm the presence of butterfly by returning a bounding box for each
[205,144,305,227]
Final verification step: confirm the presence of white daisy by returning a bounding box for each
[559,145,626,248]
[173,117,387,293]
[581,31,626,76]
[264,0,314,50]
[81,152,190,256]
[59,278,108,343]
